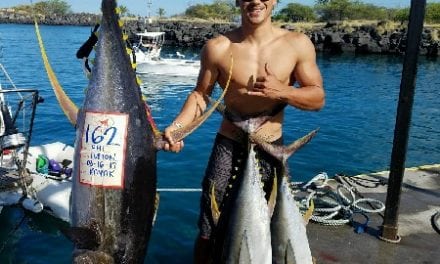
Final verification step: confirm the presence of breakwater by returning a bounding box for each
[1,11,438,57]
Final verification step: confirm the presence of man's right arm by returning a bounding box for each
[163,39,221,152]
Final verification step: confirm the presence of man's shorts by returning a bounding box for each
[197,133,283,239]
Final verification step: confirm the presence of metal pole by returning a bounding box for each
[381,0,426,242]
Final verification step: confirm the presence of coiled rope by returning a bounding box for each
[432,211,440,235]
[292,172,385,227]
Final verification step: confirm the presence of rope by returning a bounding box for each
[0,63,24,99]
[296,172,386,228]
[432,211,440,235]
[157,188,201,192]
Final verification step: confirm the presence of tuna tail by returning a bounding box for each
[154,55,234,150]
[34,18,79,125]
[206,98,273,134]
[250,129,319,162]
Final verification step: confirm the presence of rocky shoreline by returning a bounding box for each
[1,11,438,57]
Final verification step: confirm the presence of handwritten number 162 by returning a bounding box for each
[85,125,118,145]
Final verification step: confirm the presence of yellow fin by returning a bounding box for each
[34,18,78,125]
[118,19,124,27]
[303,199,314,224]
[210,184,221,225]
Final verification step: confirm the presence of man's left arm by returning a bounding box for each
[288,34,325,111]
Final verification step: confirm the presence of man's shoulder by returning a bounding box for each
[204,31,236,53]
[206,35,230,47]
[277,28,310,43]
[275,28,314,51]
[209,28,240,43]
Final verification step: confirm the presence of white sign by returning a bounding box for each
[79,111,128,188]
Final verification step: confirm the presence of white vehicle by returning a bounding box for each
[131,30,200,76]
[0,62,72,222]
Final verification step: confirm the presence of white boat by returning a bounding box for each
[20,142,74,222]
[0,63,72,222]
[131,30,200,76]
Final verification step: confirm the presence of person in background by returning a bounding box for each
[163,0,325,262]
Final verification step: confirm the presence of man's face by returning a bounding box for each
[237,0,275,25]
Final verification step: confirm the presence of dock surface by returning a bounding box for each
[307,164,440,263]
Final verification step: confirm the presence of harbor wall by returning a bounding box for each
[0,11,438,57]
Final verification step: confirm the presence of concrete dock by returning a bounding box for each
[306,164,440,263]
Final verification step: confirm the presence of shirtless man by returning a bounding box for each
[164,0,325,262]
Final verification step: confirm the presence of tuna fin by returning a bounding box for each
[268,168,278,218]
[144,101,162,138]
[210,183,221,225]
[34,18,79,126]
[61,226,100,250]
[238,231,252,263]
[303,199,314,225]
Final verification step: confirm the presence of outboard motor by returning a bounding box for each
[0,101,26,150]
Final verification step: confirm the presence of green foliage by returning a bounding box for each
[426,3,440,23]
[315,0,352,21]
[274,3,316,22]
[185,0,238,21]
[392,7,410,23]
[157,8,166,18]
[12,0,71,16]
[391,3,440,24]
[349,3,388,20]
[118,5,129,17]
[33,0,71,16]
[312,0,440,23]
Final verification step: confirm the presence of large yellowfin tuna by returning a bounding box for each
[211,116,274,263]
[67,0,156,262]
[252,130,317,264]
[40,0,232,263]
[34,0,232,260]
[209,106,316,263]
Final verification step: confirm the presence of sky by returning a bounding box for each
[0,0,438,17]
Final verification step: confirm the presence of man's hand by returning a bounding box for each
[163,124,185,153]
[247,63,288,101]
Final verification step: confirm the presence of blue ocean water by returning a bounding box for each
[0,23,439,263]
